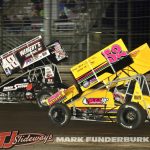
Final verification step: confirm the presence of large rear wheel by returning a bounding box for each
[36,89,52,109]
[117,102,146,129]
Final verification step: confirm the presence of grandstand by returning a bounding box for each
[0,0,150,65]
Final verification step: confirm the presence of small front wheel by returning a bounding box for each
[48,103,71,127]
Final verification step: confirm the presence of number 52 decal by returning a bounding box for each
[102,44,127,63]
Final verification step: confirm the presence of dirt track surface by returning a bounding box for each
[0,103,150,136]
[0,103,150,150]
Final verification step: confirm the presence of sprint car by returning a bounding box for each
[0,36,68,104]
[39,39,150,129]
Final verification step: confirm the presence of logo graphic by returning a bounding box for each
[83,81,90,88]
[0,131,53,149]
[83,97,108,105]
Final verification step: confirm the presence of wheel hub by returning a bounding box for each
[52,108,65,122]
[40,95,49,106]
[126,111,136,121]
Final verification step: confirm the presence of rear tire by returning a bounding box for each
[36,83,68,109]
[117,102,146,129]
[36,89,52,109]
[48,103,71,127]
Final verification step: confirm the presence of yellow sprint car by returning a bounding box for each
[39,39,150,129]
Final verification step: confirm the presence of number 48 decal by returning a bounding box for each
[102,44,127,63]
[2,55,20,70]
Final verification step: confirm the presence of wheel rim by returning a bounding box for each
[39,94,50,106]
[123,108,137,125]
[51,107,66,125]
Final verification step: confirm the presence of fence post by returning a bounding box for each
[43,0,52,45]
[114,0,118,40]
[0,6,3,54]
[128,0,132,50]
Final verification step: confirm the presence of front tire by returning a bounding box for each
[48,103,71,127]
[117,102,146,129]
